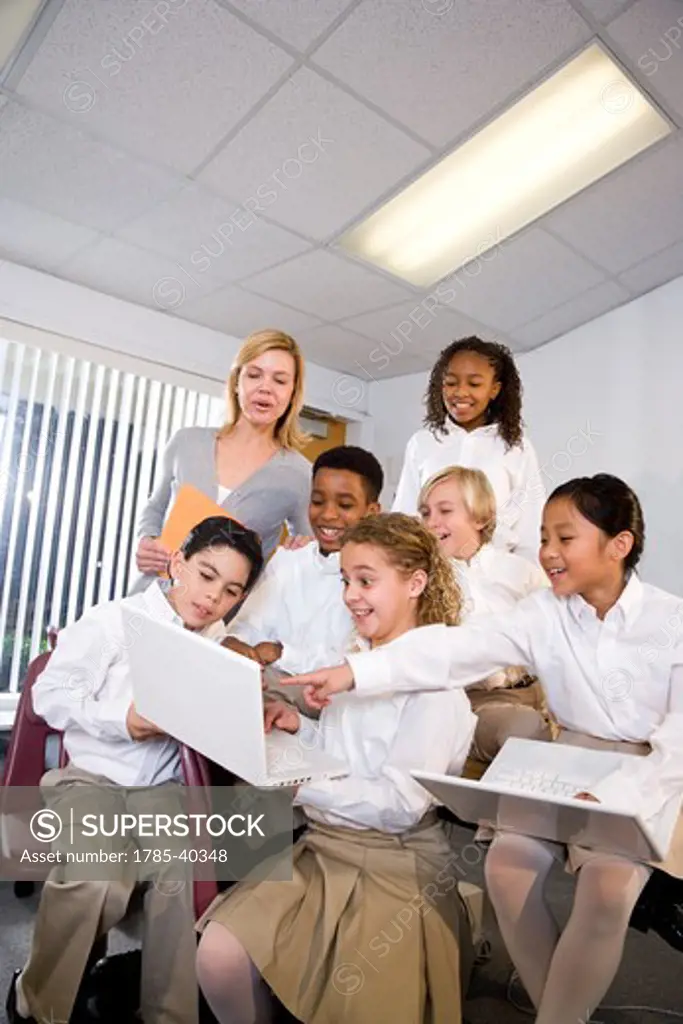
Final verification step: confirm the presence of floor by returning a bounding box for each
[1,834,682,1024]
[1,727,681,1024]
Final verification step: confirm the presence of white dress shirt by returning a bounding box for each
[294,638,477,833]
[453,544,548,621]
[225,543,354,675]
[392,421,544,563]
[453,544,548,689]
[33,582,202,787]
[347,575,683,823]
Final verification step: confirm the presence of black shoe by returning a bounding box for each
[630,869,683,952]
[85,951,141,1023]
[630,868,666,933]
[13,882,36,900]
[629,887,653,933]
[6,965,103,1024]
[650,897,683,952]
[6,971,35,1024]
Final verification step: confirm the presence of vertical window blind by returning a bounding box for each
[0,335,224,702]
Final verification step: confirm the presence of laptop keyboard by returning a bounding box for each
[489,768,584,799]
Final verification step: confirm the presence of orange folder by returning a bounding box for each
[159,484,242,553]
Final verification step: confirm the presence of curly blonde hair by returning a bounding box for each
[341,512,462,627]
[218,329,308,450]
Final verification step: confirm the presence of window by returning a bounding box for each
[0,335,223,718]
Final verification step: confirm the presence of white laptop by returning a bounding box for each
[124,609,348,788]
[412,737,681,862]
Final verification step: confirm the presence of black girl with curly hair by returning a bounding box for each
[393,336,543,564]
[424,337,524,450]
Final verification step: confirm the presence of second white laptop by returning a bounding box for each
[124,609,348,788]
[412,737,681,862]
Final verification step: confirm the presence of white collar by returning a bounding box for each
[441,417,499,440]
[568,574,643,630]
[141,579,184,626]
[312,544,342,576]
[450,542,489,573]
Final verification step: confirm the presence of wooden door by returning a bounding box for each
[301,417,346,463]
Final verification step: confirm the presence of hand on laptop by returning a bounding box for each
[574,792,600,802]
[264,699,300,735]
[126,703,166,741]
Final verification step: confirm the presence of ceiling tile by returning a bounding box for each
[0,198,99,272]
[241,249,412,320]
[618,239,683,292]
[14,0,294,173]
[313,0,590,145]
[176,284,323,337]
[605,0,683,121]
[295,324,376,375]
[299,325,428,378]
[198,67,430,240]
[439,228,605,331]
[297,322,375,352]
[224,0,357,50]
[58,237,223,310]
[297,324,438,381]
[298,325,429,379]
[0,100,181,231]
[543,135,683,274]
[510,280,631,349]
[578,0,635,23]
[117,184,311,283]
[368,352,430,379]
[340,300,495,360]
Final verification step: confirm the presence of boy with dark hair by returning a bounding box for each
[220,446,383,676]
[7,518,265,1024]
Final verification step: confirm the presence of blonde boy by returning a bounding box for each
[419,466,550,765]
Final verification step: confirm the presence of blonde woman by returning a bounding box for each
[133,330,311,591]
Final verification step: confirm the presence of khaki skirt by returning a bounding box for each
[197,816,473,1024]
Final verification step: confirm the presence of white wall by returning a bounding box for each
[370,370,428,503]
[4,257,682,589]
[369,275,683,592]
[0,260,373,433]
[518,276,683,591]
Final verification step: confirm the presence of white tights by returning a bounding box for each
[196,922,273,1024]
[485,833,651,1024]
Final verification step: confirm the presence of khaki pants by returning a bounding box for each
[20,766,198,1024]
[469,681,550,765]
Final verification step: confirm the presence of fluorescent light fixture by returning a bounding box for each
[339,45,671,288]
[0,0,45,74]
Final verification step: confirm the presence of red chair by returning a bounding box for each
[2,650,63,791]
[179,745,220,918]
[2,645,219,917]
